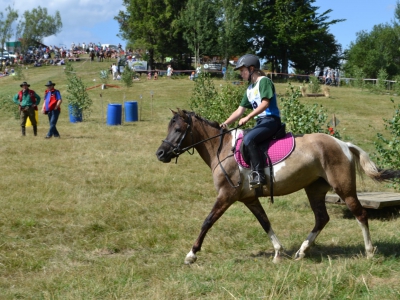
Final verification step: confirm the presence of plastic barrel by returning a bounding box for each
[68,105,82,123]
[124,101,138,122]
[107,103,122,125]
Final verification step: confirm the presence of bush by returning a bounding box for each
[121,66,136,88]
[374,98,400,189]
[280,84,342,139]
[307,76,321,94]
[188,72,248,125]
[0,94,19,119]
[64,62,93,119]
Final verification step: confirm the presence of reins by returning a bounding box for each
[179,125,242,154]
[162,120,242,187]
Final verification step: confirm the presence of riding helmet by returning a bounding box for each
[234,54,260,71]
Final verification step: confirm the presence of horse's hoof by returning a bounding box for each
[184,250,197,265]
[272,256,282,264]
[294,250,305,260]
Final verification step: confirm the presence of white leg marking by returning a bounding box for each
[267,228,283,263]
[184,250,197,264]
[357,220,374,258]
[295,231,320,260]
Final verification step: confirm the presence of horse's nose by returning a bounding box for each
[156,149,165,161]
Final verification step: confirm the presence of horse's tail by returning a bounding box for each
[347,142,400,182]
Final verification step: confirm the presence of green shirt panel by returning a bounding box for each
[239,77,275,108]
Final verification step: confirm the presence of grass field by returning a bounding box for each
[0,58,399,299]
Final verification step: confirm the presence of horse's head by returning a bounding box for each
[156,109,193,163]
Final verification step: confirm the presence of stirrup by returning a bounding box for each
[248,171,265,188]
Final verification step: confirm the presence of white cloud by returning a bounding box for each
[1,0,126,47]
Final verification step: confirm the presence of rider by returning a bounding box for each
[220,54,281,188]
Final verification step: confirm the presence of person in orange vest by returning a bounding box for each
[13,81,41,136]
[41,81,63,139]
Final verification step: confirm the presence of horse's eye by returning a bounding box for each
[175,128,181,133]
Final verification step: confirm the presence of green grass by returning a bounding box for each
[0,58,399,299]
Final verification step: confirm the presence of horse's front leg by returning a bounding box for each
[185,193,234,264]
[244,198,283,263]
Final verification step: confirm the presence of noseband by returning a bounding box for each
[162,115,195,161]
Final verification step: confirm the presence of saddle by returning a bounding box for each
[234,123,295,169]
[233,124,295,201]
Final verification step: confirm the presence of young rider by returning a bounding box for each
[220,54,281,188]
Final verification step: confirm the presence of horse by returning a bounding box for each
[156,109,399,264]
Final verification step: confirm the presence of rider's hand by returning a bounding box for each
[220,123,228,129]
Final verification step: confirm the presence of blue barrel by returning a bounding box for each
[68,105,82,123]
[107,103,122,125]
[125,101,138,122]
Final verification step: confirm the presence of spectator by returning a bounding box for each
[111,63,118,80]
[42,81,62,139]
[13,81,41,136]
[167,65,173,79]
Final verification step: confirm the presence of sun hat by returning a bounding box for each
[20,81,30,87]
[45,80,56,86]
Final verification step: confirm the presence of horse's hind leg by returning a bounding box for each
[244,198,283,263]
[295,178,331,260]
[338,192,374,258]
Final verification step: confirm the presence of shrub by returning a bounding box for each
[307,76,321,94]
[280,84,342,139]
[0,94,19,119]
[188,72,248,126]
[64,62,93,119]
[121,66,136,88]
[374,98,400,189]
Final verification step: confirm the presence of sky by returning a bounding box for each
[0,1,398,51]
[315,0,397,50]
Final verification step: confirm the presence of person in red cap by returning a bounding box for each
[41,80,63,139]
[13,81,41,136]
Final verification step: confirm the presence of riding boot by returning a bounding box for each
[246,140,266,188]
[21,126,26,136]
[33,125,37,136]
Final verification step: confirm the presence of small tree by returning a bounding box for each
[100,70,109,86]
[64,62,92,119]
[307,76,321,94]
[188,71,247,124]
[121,66,136,88]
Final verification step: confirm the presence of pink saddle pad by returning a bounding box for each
[234,132,295,169]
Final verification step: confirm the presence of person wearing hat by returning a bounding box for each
[220,54,281,188]
[41,80,63,139]
[13,81,41,136]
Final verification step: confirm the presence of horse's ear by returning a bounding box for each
[170,108,177,115]
[177,108,185,118]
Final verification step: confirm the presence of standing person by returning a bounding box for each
[167,64,173,79]
[41,81,62,139]
[111,63,118,80]
[220,54,281,188]
[13,81,41,136]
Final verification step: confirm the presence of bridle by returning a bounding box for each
[161,114,242,188]
[162,114,195,160]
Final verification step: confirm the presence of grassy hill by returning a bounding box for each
[0,58,399,299]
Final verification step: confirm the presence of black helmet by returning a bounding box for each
[234,54,260,71]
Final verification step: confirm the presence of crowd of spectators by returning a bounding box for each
[0,42,131,77]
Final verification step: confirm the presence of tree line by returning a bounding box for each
[0,5,62,55]
[116,0,344,74]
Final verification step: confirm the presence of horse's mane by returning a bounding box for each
[179,109,221,129]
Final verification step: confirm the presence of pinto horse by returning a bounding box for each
[156,109,399,264]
